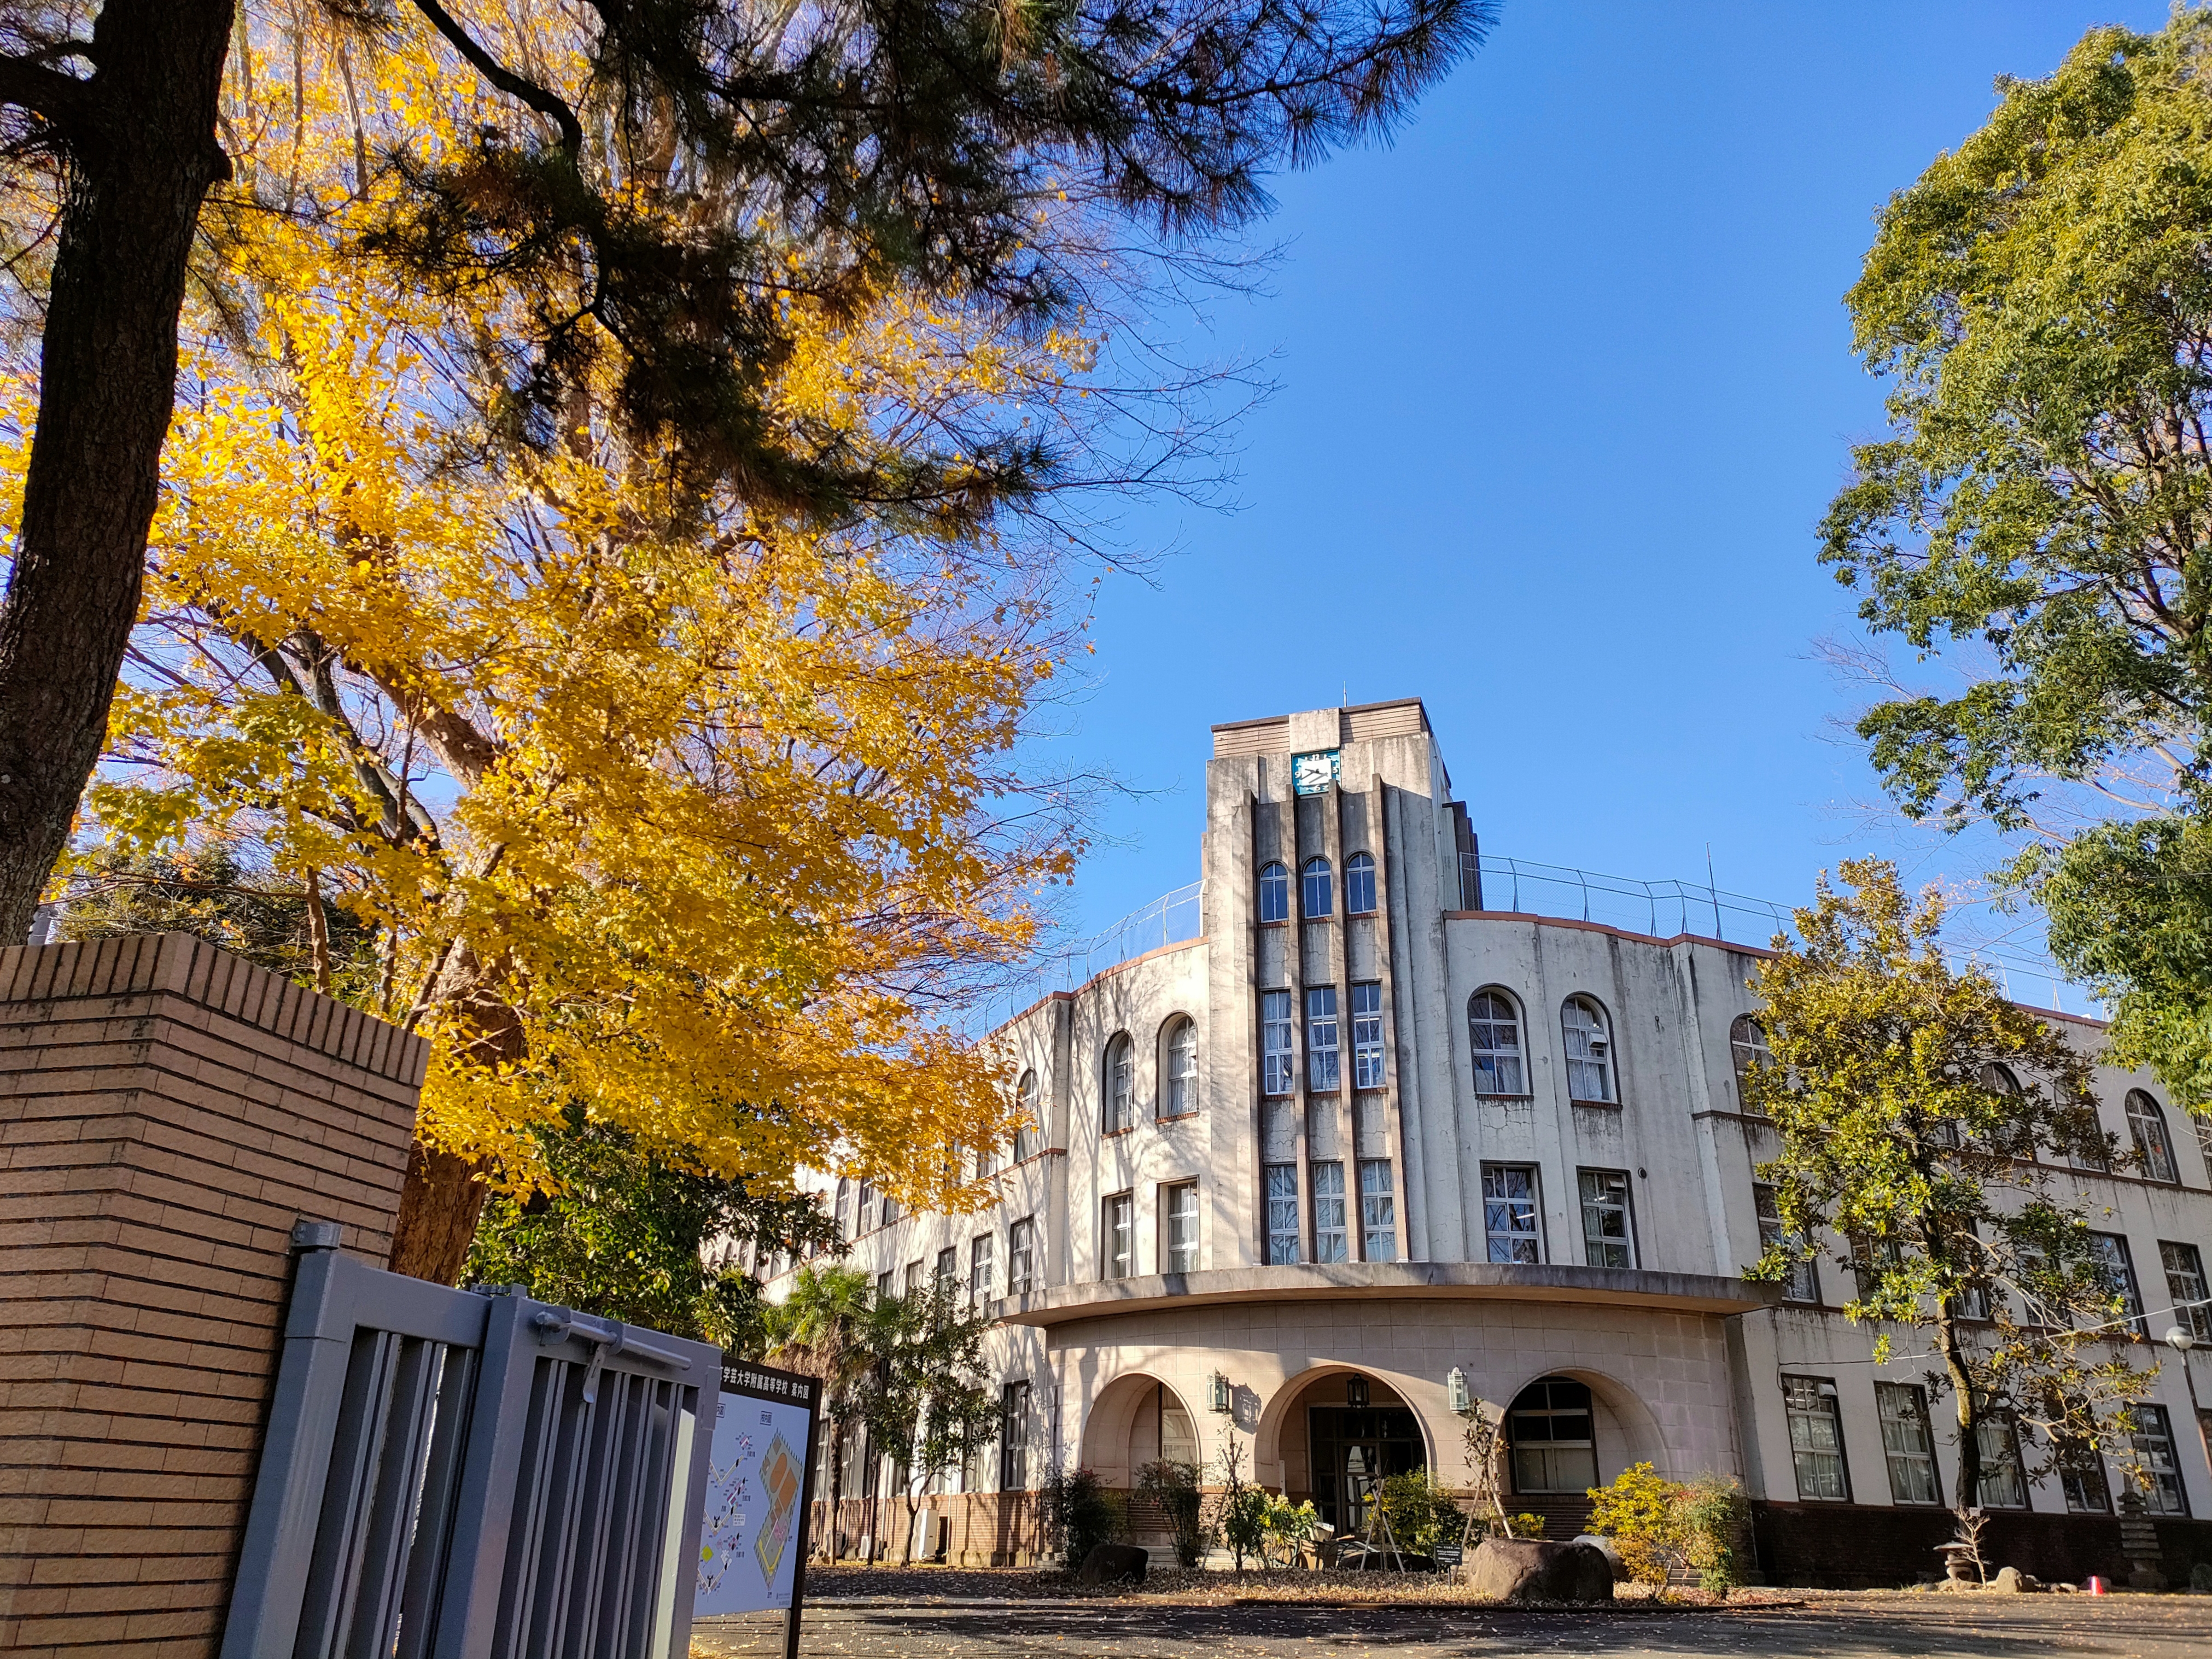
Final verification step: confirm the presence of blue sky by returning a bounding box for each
[1042,0,2172,978]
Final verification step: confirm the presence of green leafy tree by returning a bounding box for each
[464,1114,833,1347]
[1818,9,2212,1117]
[762,1264,880,1558]
[1138,1458,1209,1567]
[1746,861,2157,1512]
[1375,1468,1458,1558]
[848,1283,1001,1563]
[1213,1436,1268,1573]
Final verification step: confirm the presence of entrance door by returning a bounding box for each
[1306,1405,1422,1537]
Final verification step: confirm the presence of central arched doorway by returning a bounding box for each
[1266,1370,1428,1538]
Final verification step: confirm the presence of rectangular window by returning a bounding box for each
[876,1269,895,1301]
[1975,1414,2027,1509]
[2058,1439,2111,1513]
[2161,1240,2211,1341]
[2088,1231,2145,1334]
[1014,1118,1042,1162]
[1875,1382,1940,1505]
[1359,1160,1397,1261]
[1782,1375,1850,1502]
[2133,1404,2190,1515]
[1311,1161,1348,1263]
[1008,1216,1037,1296]
[1481,1164,1542,1264]
[999,1381,1032,1492]
[1351,982,1386,1089]
[1103,1192,1133,1280]
[1306,986,1340,1091]
[904,1260,923,1297]
[880,1194,901,1228]
[933,1248,958,1303]
[975,1140,1000,1179]
[970,1234,995,1305]
[1261,991,1294,1097]
[1578,1169,1633,1269]
[1264,1163,1301,1265]
[1755,1183,1818,1304]
[1163,1181,1199,1275]
[856,1180,876,1234]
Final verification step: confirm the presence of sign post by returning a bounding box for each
[694,1359,824,1659]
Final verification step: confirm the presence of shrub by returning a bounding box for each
[1139,1459,1210,1567]
[1584,1463,1748,1593]
[1043,1465,1122,1569]
[1509,1512,1547,1539]
[1677,1474,1749,1593]
[1377,1470,1464,1557]
[1263,1494,1323,1567]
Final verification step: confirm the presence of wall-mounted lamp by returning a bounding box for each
[1210,1370,1233,1414]
[1345,1376,1371,1410]
[1446,1366,1471,1417]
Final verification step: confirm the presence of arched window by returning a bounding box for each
[1561,997,1614,1103]
[1467,990,1526,1096]
[1729,1015,1771,1107]
[1103,1034,1134,1134]
[1507,1377,1599,1494]
[1161,1017,1199,1118]
[1014,1070,1042,1161]
[1257,862,1290,924]
[1302,857,1333,918]
[2127,1090,2178,1183]
[1345,852,1377,916]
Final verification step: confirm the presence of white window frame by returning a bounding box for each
[2127,1090,2179,1183]
[1577,1167,1633,1268]
[1311,1160,1348,1263]
[1875,1382,1940,1506]
[970,1234,995,1305]
[1103,1191,1134,1280]
[1756,1182,1818,1304]
[1345,851,1377,915]
[1014,1070,1042,1161]
[1163,1179,1199,1274]
[1561,996,1614,1103]
[1467,990,1525,1096]
[2132,1404,2190,1515]
[1104,1034,1134,1134]
[1009,1215,1036,1296]
[1264,1162,1300,1264]
[1306,986,1340,1091]
[1261,990,1294,1097]
[2161,1239,2211,1341]
[1163,1017,1198,1118]
[1782,1375,1850,1502]
[1257,861,1289,924]
[1359,1159,1397,1261]
[1729,1014,1771,1109]
[1301,857,1333,919]
[1481,1163,1542,1264]
[1351,982,1385,1089]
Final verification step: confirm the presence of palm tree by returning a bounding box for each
[762,1264,877,1559]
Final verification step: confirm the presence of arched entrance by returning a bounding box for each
[1259,1368,1429,1538]
[1078,1372,1200,1489]
[1499,1369,1665,1534]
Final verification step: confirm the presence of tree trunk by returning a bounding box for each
[0,1,237,944]
[1935,1309,1983,1515]
[388,1141,490,1283]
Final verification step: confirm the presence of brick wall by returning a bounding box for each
[0,934,424,1658]
[1752,1499,2212,1588]
[810,1492,1052,1566]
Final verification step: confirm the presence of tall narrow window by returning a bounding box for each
[1975,1413,2027,1508]
[2161,1240,2211,1341]
[2196,1111,2212,1181]
[1359,1160,1397,1261]
[1302,857,1333,918]
[2088,1232,2145,1334]
[934,1247,958,1302]
[904,1260,923,1297]
[856,1179,876,1235]
[1014,1070,1042,1161]
[834,1177,852,1240]
[975,1137,1000,1179]
[1311,1161,1348,1263]
[1265,1163,1301,1264]
[1578,1169,1633,1268]
[1163,1181,1199,1274]
[1162,1018,1199,1117]
[1306,986,1340,1090]
[2133,1404,2190,1515]
[1729,1015,1771,1109]
[1755,1183,1818,1304]
[2127,1090,2179,1183]
[1982,1063,2037,1160]
[1875,1382,1940,1505]
[1782,1376,1849,1502]
[1345,852,1377,915]
[1103,1193,1133,1280]
[1008,1216,1037,1296]
[1261,991,1295,1097]
[1103,1034,1134,1133]
[1481,1164,1541,1263]
[1257,861,1289,924]
[1561,997,1614,1102]
[2059,1439,2111,1512]
[876,1269,895,1301]
[970,1234,995,1305]
[1351,982,1385,1089]
[999,1381,1032,1492]
[1468,990,1525,1095]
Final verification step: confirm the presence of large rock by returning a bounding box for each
[1571,1533,1630,1583]
[1468,1538,1615,1604]
[1074,1541,1148,1587]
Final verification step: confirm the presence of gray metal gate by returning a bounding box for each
[221,1222,721,1659]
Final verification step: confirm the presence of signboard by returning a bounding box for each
[694,1360,822,1659]
[1431,1540,1464,1569]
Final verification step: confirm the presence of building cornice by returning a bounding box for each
[994,1261,1781,1328]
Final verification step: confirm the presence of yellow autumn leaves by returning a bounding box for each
[8,5,1095,1218]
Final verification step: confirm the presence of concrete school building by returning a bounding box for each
[781,697,2212,1587]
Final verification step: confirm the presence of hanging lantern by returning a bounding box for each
[1446,1366,1471,1416]
[1345,1375,1370,1410]
[1209,1371,1232,1414]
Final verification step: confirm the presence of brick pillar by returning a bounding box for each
[0,934,424,1658]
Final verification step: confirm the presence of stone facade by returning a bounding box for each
[0,934,422,1658]
[789,699,2212,1584]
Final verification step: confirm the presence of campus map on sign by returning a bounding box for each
[694,1366,817,1618]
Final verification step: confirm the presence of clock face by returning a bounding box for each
[1291,750,1339,796]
